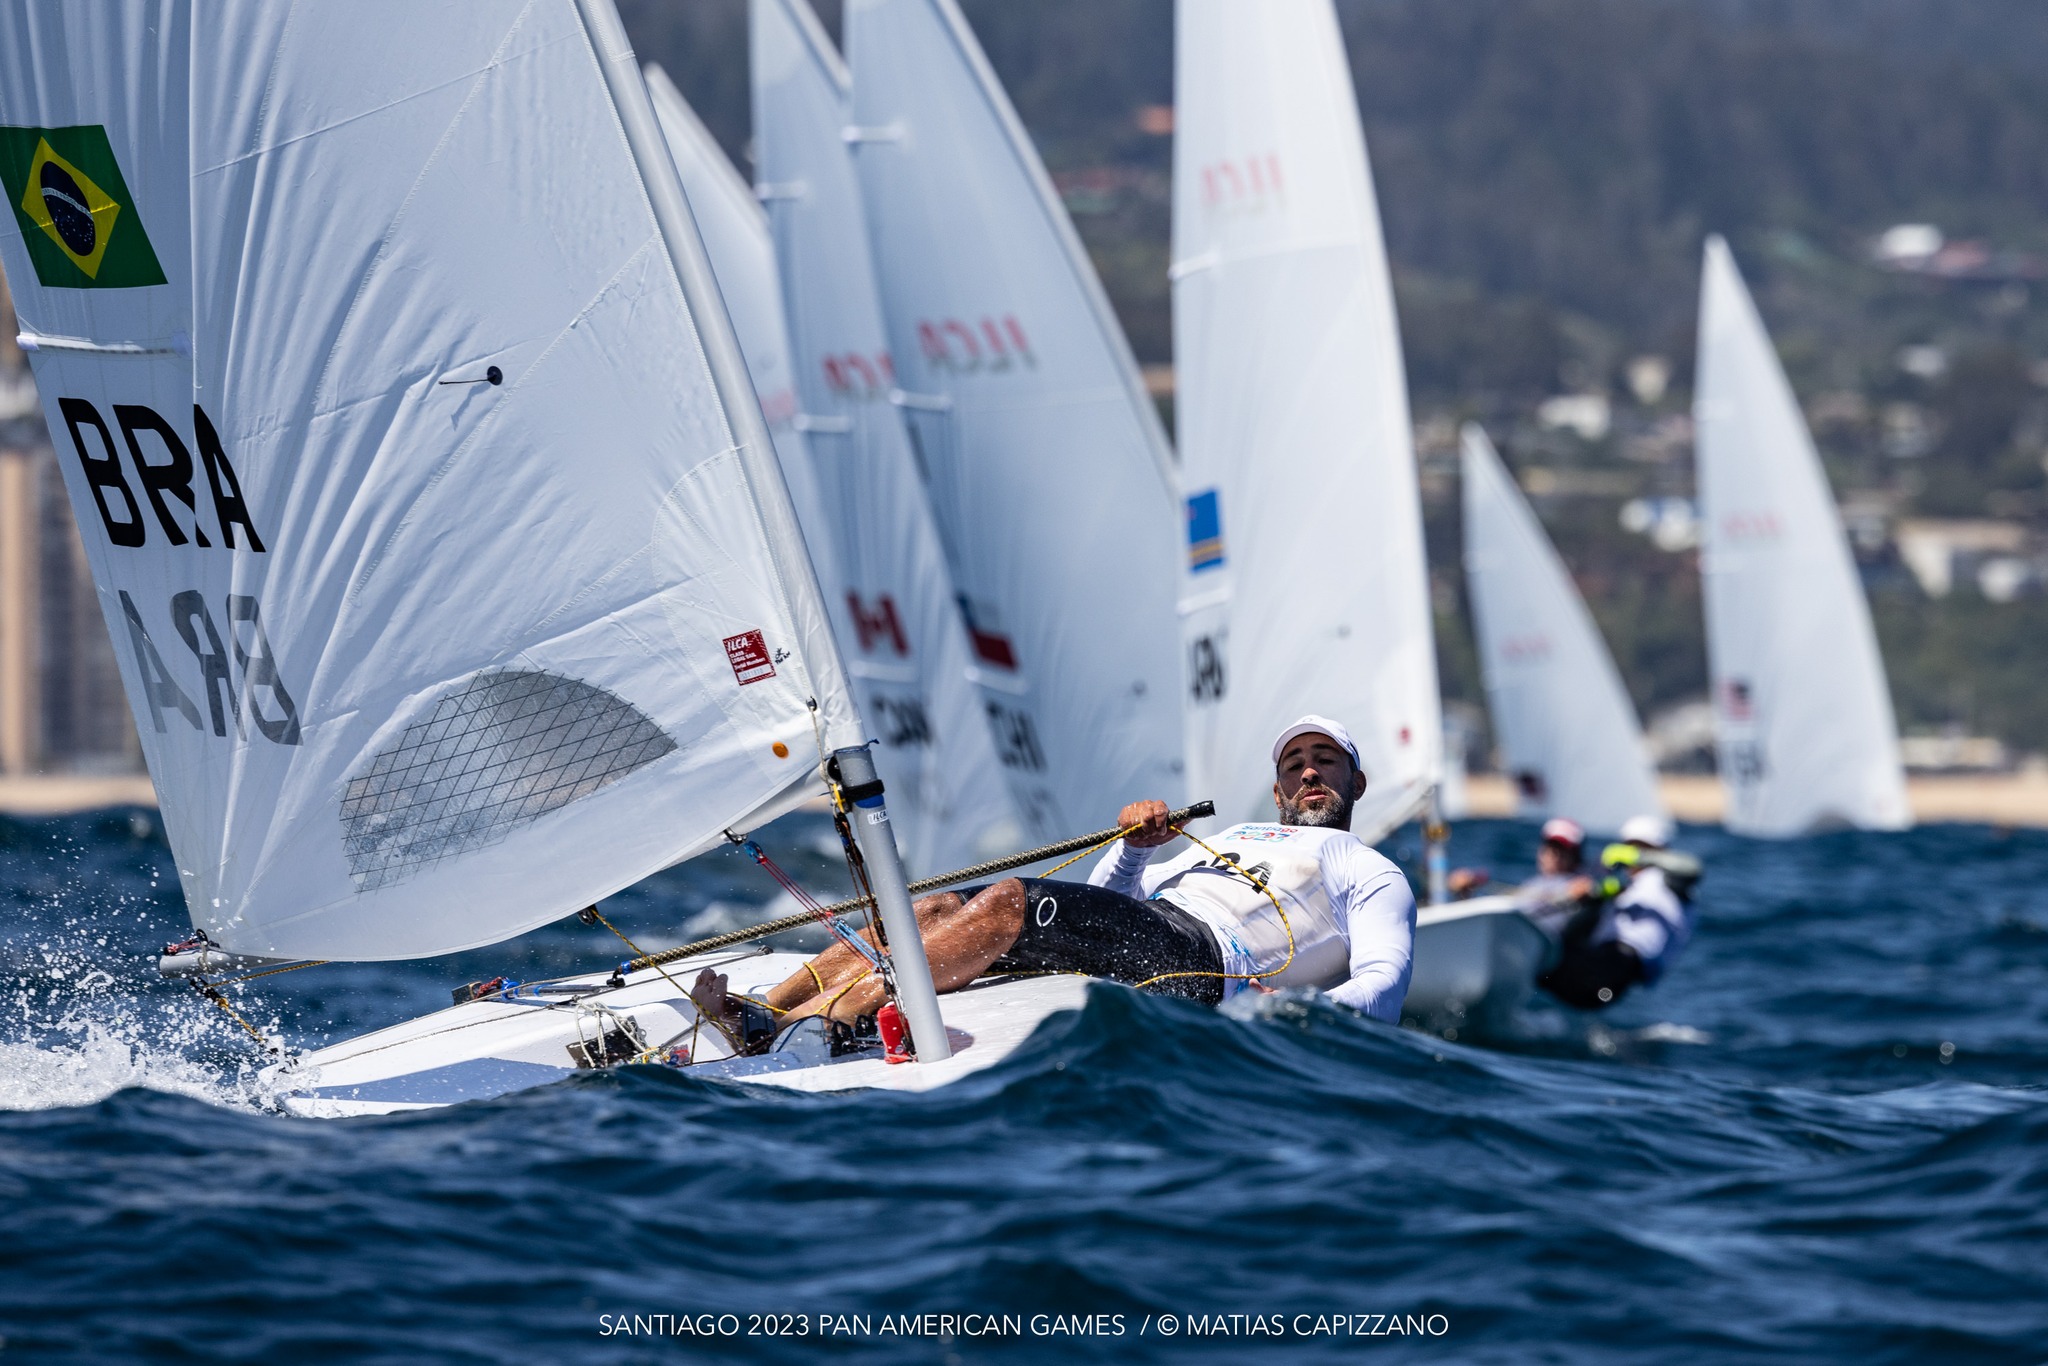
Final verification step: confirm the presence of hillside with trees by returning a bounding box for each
[626,0,2048,757]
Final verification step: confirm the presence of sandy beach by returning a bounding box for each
[1460,771,2048,829]
[0,773,159,816]
[8,768,2048,828]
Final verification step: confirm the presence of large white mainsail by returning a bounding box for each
[1172,0,1440,837]
[642,63,848,671]
[1461,424,1664,834]
[0,1,874,964]
[845,0,1184,841]
[1695,236,1910,835]
[748,0,1015,873]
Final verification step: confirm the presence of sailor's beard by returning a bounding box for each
[1278,784,1353,829]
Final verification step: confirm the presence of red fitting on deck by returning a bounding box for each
[876,1002,913,1064]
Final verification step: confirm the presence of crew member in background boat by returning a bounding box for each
[1536,815,1701,1010]
[1443,816,1590,912]
[690,715,1416,1044]
[1511,818,1597,938]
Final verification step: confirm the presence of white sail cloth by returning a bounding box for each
[0,0,861,960]
[749,0,1015,872]
[643,63,848,666]
[1695,236,1910,835]
[1461,424,1664,835]
[1171,0,1440,837]
[845,0,1185,841]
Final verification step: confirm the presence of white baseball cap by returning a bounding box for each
[1619,814,1674,848]
[1271,715,1361,770]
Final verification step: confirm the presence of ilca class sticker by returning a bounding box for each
[723,629,777,686]
[0,125,166,289]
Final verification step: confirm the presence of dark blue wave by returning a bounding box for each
[2,809,2045,1363]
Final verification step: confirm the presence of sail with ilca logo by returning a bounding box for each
[643,63,851,708]
[0,0,964,1081]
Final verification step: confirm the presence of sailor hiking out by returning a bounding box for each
[690,716,1417,1046]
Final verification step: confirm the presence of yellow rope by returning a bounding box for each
[585,904,747,1057]
[822,968,875,1020]
[193,981,282,1054]
[1129,826,1294,992]
[1038,822,1142,878]
[218,958,328,987]
[803,960,828,999]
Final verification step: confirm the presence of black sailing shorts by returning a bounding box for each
[956,878,1226,1006]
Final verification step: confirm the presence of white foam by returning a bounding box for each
[0,1028,247,1111]
[3,943,285,1114]
[1632,1022,1715,1045]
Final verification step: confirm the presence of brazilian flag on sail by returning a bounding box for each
[0,125,166,289]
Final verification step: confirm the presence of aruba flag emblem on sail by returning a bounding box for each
[0,126,166,289]
[1186,489,1225,571]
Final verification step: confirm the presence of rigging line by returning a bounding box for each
[217,958,328,987]
[190,979,284,1055]
[1128,826,1294,993]
[726,833,883,971]
[584,904,745,1053]
[628,800,1218,970]
[976,823,1295,994]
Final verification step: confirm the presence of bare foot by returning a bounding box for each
[690,969,733,1021]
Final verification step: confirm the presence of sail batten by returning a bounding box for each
[1173,0,1440,839]
[1694,237,1910,836]
[0,0,865,960]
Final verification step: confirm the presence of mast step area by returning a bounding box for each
[269,952,1090,1117]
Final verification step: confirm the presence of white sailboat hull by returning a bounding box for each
[273,950,1088,1117]
[1402,895,1555,1033]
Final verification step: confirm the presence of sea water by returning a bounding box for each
[1,808,2044,1363]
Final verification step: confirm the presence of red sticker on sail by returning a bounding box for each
[724,630,776,686]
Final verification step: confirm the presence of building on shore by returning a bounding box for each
[0,268,142,778]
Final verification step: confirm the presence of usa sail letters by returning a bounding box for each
[59,395,299,747]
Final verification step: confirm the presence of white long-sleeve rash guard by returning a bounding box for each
[1087,823,1416,1021]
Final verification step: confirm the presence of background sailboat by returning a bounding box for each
[1171,0,1441,838]
[1695,237,1911,836]
[749,0,1017,873]
[845,0,1185,841]
[648,58,1010,874]
[1462,423,1665,834]
[643,63,848,655]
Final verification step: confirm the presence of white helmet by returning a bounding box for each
[1619,814,1674,848]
